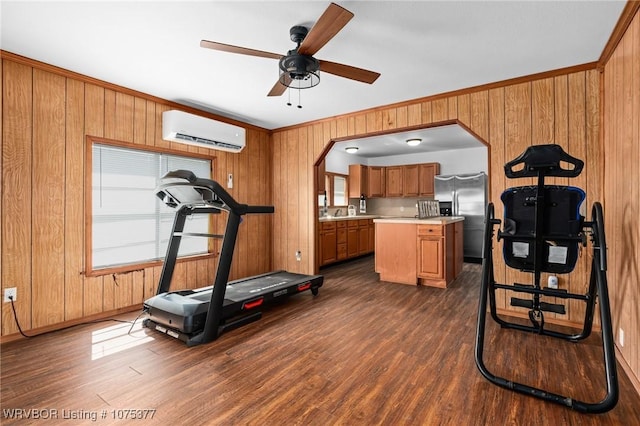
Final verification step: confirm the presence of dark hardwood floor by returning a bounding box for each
[2,256,639,425]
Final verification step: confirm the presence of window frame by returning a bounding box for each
[84,136,217,277]
[324,172,349,207]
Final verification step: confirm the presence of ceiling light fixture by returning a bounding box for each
[406,138,422,147]
[345,147,359,154]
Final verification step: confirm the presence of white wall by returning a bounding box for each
[325,148,364,174]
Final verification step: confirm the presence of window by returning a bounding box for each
[318,173,349,207]
[87,139,213,274]
[332,174,347,206]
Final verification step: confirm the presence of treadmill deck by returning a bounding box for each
[144,270,323,335]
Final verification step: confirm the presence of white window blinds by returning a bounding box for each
[91,143,211,269]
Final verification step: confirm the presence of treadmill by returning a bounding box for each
[143,170,323,346]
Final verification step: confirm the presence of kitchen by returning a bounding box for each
[317,123,488,287]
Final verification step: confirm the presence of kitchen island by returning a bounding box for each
[373,216,464,287]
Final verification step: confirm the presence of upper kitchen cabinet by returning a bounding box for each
[403,164,419,197]
[385,166,404,197]
[418,163,440,197]
[348,164,368,198]
[368,166,386,198]
[386,162,440,198]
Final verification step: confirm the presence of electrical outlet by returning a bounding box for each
[4,287,17,302]
[619,328,624,347]
[295,250,302,261]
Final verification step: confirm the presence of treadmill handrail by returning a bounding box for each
[156,170,274,216]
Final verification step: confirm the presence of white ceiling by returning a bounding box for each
[333,124,483,158]
[0,1,625,131]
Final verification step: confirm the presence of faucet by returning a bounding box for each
[335,208,342,217]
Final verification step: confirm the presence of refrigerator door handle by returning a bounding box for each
[455,192,459,215]
[451,191,456,214]
[451,191,457,215]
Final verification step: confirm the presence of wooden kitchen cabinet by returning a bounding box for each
[385,166,404,197]
[417,237,443,277]
[417,224,444,279]
[348,164,368,199]
[319,218,375,267]
[403,164,419,196]
[337,221,347,261]
[347,221,359,258]
[319,222,337,266]
[358,219,369,255]
[418,163,440,196]
[368,166,386,197]
[417,223,455,288]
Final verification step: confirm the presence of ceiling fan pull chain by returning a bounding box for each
[298,88,302,109]
[286,87,292,107]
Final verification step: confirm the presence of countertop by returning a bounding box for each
[318,214,380,222]
[373,216,465,225]
[318,214,465,224]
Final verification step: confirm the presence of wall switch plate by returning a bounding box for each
[227,173,233,189]
[4,287,17,302]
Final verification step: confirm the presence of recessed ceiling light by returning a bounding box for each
[406,138,421,147]
[345,146,359,154]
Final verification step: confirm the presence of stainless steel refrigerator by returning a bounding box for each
[434,172,487,260]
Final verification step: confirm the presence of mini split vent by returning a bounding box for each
[162,110,246,153]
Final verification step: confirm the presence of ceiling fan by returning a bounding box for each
[200,2,380,98]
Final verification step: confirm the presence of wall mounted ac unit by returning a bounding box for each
[162,110,246,153]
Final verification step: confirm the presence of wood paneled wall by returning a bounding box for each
[603,6,640,390]
[272,69,601,326]
[1,54,272,338]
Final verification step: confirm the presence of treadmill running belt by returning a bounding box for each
[224,271,314,301]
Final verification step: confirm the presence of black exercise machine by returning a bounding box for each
[474,144,618,413]
[143,170,323,346]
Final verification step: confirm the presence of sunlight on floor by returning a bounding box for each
[91,320,154,360]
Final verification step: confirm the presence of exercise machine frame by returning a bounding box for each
[474,144,618,413]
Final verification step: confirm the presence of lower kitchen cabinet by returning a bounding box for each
[417,222,457,288]
[417,237,443,278]
[347,221,359,258]
[319,222,337,265]
[319,218,375,266]
[358,220,370,255]
[337,221,347,261]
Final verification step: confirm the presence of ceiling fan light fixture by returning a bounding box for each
[406,138,422,147]
[278,53,320,89]
[345,146,359,154]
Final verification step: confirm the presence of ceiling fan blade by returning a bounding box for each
[267,75,290,97]
[319,60,380,84]
[298,3,354,56]
[200,40,281,60]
